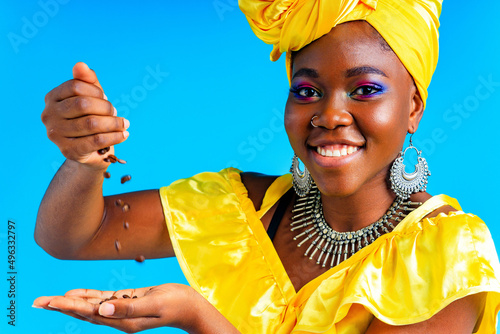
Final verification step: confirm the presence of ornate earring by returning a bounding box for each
[390,134,431,200]
[290,153,313,197]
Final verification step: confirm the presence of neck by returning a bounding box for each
[319,174,396,232]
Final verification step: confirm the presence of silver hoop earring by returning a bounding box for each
[290,153,313,197]
[389,135,431,200]
[311,115,319,128]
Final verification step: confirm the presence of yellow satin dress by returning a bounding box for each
[159,168,500,333]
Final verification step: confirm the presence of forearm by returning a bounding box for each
[35,159,107,259]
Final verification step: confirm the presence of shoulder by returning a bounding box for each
[240,172,280,211]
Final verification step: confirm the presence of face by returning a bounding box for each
[285,21,423,198]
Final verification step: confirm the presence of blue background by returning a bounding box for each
[1,1,500,333]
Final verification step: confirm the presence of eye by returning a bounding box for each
[349,84,384,98]
[289,86,321,100]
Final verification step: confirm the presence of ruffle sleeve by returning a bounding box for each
[287,210,500,333]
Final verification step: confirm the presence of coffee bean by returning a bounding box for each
[132,296,138,299]
[123,221,129,229]
[121,175,132,184]
[108,154,126,164]
[135,255,145,263]
[114,240,121,251]
[103,158,111,163]
[103,171,111,179]
[110,296,118,300]
[98,147,110,155]
[115,199,124,207]
[122,204,130,212]
[122,294,130,299]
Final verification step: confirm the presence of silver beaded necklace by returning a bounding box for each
[291,185,421,268]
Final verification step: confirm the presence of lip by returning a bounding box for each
[309,145,363,168]
[307,138,365,169]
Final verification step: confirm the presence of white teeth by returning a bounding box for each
[316,145,359,157]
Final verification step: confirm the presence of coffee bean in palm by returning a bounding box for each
[121,175,132,184]
[132,296,137,299]
[122,294,130,299]
[135,255,145,263]
[122,204,130,212]
[110,296,118,300]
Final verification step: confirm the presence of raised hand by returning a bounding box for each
[41,62,130,169]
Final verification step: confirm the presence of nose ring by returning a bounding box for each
[311,115,319,128]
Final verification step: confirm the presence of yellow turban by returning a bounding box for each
[239,0,442,107]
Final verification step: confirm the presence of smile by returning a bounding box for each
[315,145,359,157]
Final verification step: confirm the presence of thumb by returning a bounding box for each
[99,298,156,319]
[72,61,104,93]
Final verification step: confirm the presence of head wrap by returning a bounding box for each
[239,0,442,107]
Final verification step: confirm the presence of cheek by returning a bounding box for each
[284,100,308,141]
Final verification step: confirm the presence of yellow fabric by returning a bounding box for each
[239,0,441,107]
[160,168,500,333]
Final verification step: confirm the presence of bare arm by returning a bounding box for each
[366,293,485,334]
[35,62,173,260]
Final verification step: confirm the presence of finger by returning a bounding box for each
[54,96,116,119]
[99,295,162,319]
[58,131,129,159]
[64,288,115,299]
[47,295,100,316]
[59,115,129,138]
[46,79,104,104]
[73,62,104,92]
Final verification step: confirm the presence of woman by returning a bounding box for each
[33,0,500,333]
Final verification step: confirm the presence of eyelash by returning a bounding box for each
[289,86,321,100]
[349,84,384,98]
[289,83,384,102]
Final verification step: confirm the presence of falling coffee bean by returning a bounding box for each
[122,204,130,212]
[123,221,129,229]
[108,154,126,164]
[121,175,132,184]
[135,255,145,263]
[103,171,111,179]
[98,147,110,155]
[114,240,121,251]
[115,199,124,207]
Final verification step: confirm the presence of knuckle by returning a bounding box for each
[73,96,89,112]
[93,133,105,146]
[67,80,81,95]
[85,116,98,131]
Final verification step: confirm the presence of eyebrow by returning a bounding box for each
[345,66,388,78]
[292,68,319,80]
[292,66,388,80]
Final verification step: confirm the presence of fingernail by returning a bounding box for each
[99,303,115,316]
[103,93,108,101]
[47,304,60,310]
[32,304,43,309]
[113,107,117,116]
[123,131,129,139]
[124,119,130,129]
